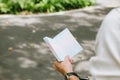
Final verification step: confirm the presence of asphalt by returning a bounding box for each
[0,0,119,80]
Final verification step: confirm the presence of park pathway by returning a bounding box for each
[0,0,119,80]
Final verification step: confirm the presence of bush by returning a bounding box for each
[0,0,95,14]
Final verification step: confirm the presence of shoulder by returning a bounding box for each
[98,8,120,34]
[95,8,120,46]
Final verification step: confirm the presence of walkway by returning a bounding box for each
[0,0,119,80]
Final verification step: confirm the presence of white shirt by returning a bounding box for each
[89,8,120,80]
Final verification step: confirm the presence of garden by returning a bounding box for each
[0,0,95,14]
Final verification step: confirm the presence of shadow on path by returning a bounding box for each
[0,6,113,80]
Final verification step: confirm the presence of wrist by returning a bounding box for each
[64,72,80,80]
[64,72,89,80]
[63,70,73,76]
[69,75,80,80]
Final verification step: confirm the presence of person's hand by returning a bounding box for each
[54,56,74,75]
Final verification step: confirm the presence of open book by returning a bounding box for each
[43,28,83,61]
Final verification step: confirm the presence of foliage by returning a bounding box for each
[0,0,95,14]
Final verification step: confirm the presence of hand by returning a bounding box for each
[54,56,74,75]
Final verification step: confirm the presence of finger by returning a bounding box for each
[53,61,59,69]
[54,60,58,65]
[65,55,69,61]
[54,60,62,66]
[70,59,74,64]
[65,55,74,64]
[66,56,74,64]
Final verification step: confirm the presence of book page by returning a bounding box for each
[53,28,83,61]
[43,28,83,61]
[43,37,61,60]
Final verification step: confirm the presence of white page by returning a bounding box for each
[53,28,83,61]
[43,28,83,61]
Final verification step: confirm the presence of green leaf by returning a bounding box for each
[0,3,9,13]
[49,6,53,12]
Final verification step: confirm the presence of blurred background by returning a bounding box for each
[0,0,119,80]
[0,0,95,14]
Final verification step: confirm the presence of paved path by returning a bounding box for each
[0,0,119,80]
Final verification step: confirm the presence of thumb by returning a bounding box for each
[70,59,74,64]
[67,56,74,64]
[64,55,69,61]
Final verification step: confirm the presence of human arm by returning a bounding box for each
[54,56,80,80]
[89,8,120,80]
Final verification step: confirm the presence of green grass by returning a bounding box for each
[0,0,95,14]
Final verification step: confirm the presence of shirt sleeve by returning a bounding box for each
[89,8,120,80]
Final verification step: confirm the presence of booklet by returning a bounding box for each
[43,28,83,61]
